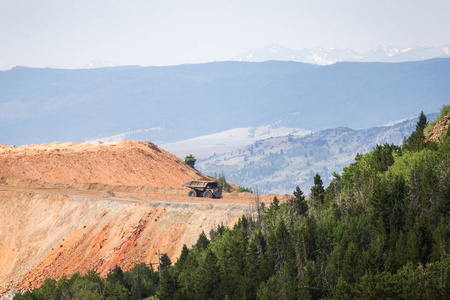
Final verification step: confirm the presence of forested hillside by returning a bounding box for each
[14,107,450,299]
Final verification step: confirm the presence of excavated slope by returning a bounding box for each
[0,189,250,295]
[0,140,209,188]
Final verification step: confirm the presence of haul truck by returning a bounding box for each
[182,181,223,198]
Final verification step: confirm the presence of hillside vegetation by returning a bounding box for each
[15,108,450,299]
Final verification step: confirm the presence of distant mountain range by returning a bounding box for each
[160,124,312,159]
[0,59,449,146]
[197,113,438,194]
[233,43,450,65]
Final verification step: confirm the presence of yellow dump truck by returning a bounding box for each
[182,181,223,198]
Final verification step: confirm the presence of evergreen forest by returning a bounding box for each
[14,107,450,299]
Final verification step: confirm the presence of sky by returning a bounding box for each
[1,0,449,70]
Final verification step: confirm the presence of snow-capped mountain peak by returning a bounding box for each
[82,59,116,69]
[232,43,450,65]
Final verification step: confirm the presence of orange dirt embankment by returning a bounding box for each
[0,141,290,297]
[0,140,209,188]
[0,189,252,295]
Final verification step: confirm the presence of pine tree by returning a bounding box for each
[195,231,210,251]
[104,281,130,300]
[196,249,220,299]
[184,154,196,168]
[267,221,290,273]
[342,242,358,284]
[291,186,308,216]
[105,265,126,285]
[270,196,280,211]
[160,253,172,270]
[175,244,190,270]
[407,213,432,265]
[156,269,178,300]
[370,143,398,173]
[311,173,325,207]
[34,278,58,300]
[403,111,428,152]
[416,111,428,132]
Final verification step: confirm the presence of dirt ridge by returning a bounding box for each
[0,140,210,188]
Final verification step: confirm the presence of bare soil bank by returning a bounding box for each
[0,185,260,295]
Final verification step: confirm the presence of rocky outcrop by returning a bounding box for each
[426,115,450,142]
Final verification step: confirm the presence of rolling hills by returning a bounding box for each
[1,59,449,146]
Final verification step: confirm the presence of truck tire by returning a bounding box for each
[188,190,197,197]
[203,190,213,198]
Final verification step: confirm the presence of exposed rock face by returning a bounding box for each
[426,115,450,142]
[0,141,287,296]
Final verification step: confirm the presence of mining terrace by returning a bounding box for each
[0,140,289,296]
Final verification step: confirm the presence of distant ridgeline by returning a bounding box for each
[198,112,438,194]
[15,106,450,299]
[1,59,449,146]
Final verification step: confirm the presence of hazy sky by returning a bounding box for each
[1,0,449,70]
